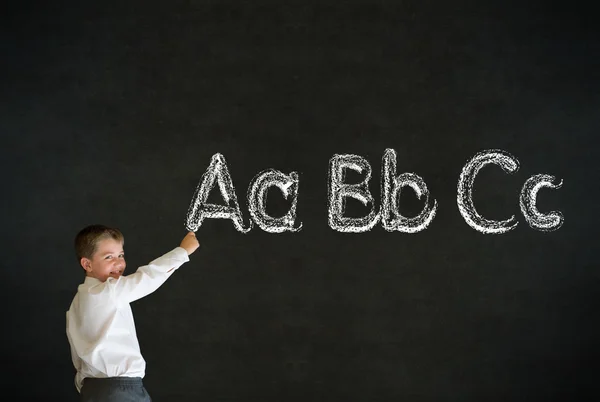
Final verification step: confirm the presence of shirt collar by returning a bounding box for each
[80,275,102,289]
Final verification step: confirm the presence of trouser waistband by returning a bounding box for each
[83,376,143,385]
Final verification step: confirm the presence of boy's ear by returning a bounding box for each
[80,257,92,272]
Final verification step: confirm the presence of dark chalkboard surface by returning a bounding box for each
[3,1,598,401]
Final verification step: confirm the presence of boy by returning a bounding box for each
[66,225,200,401]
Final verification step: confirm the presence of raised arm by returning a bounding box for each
[111,232,200,304]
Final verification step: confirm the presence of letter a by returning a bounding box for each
[185,153,251,233]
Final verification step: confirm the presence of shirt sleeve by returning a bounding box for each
[109,247,190,304]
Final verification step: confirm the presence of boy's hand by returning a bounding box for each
[180,231,200,255]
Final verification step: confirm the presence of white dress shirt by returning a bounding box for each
[66,247,190,392]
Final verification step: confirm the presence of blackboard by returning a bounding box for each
[3,1,598,401]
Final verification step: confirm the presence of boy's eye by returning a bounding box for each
[105,256,112,259]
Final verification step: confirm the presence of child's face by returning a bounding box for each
[82,238,126,282]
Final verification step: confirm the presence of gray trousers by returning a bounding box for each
[80,377,151,402]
